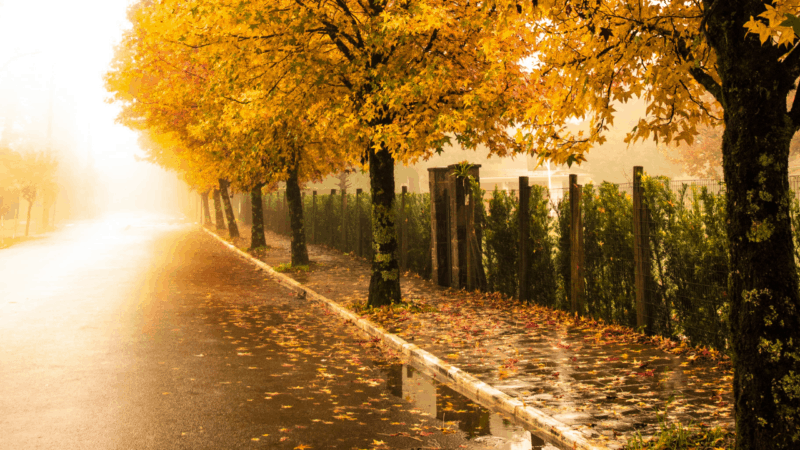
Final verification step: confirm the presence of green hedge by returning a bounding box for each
[484,188,518,298]
[264,190,431,279]
[582,183,636,327]
[261,174,788,352]
[641,177,729,350]
[550,178,730,350]
[482,186,557,305]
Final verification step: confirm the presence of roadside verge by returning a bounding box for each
[203,227,603,450]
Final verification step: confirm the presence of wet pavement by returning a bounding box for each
[228,227,735,449]
[1,214,551,449]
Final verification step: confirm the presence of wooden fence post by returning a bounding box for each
[269,193,275,231]
[312,191,317,244]
[356,189,363,256]
[329,189,336,247]
[518,176,530,302]
[401,186,408,271]
[278,192,282,233]
[274,192,279,233]
[428,168,451,287]
[282,190,288,235]
[341,189,347,252]
[569,174,584,314]
[261,190,268,233]
[633,166,651,333]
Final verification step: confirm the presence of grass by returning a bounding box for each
[625,421,733,449]
[274,263,310,273]
[350,299,438,315]
[0,235,41,249]
[625,398,734,449]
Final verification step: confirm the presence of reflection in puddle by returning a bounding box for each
[383,363,559,450]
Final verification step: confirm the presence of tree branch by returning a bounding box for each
[688,66,722,103]
[781,42,800,79]
[788,89,800,129]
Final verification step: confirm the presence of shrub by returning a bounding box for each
[401,193,432,278]
[642,176,729,350]
[523,185,558,306]
[554,190,571,311]
[582,182,636,327]
[484,188,518,298]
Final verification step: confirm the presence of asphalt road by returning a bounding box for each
[0,213,542,450]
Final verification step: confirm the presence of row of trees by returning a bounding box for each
[0,147,58,236]
[106,1,800,447]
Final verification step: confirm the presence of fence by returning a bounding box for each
[262,188,432,279]
[260,171,800,352]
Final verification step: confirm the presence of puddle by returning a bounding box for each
[380,362,560,450]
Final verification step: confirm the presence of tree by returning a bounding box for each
[141,0,531,306]
[14,150,57,237]
[0,147,21,217]
[106,3,351,262]
[217,178,239,238]
[200,190,212,226]
[661,123,800,179]
[522,1,800,447]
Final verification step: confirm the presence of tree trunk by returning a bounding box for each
[241,191,253,226]
[707,4,800,447]
[201,191,212,226]
[250,184,266,250]
[24,200,32,237]
[286,164,309,266]
[367,144,401,307]
[218,179,239,238]
[212,189,225,230]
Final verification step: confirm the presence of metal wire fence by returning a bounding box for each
[262,191,432,278]
[260,175,800,352]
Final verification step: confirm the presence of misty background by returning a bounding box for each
[0,0,690,238]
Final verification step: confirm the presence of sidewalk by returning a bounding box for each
[218,226,734,449]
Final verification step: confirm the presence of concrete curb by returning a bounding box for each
[203,228,604,450]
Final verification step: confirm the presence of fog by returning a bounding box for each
[0,0,188,234]
[0,0,689,237]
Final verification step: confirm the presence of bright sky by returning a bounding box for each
[0,0,191,216]
[0,0,139,170]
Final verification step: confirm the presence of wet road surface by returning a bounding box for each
[1,214,548,449]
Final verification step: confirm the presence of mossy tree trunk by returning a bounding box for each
[249,183,266,250]
[286,162,309,266]
[201,191,212,226]
[212,188,225,231]
[704,3,800,447]
[218,179,239,238]
[367,143,401,307]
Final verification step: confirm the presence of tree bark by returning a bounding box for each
[201,191,212,226]
[286,163,309,266]
[241,191,253,226]
[250,184,266,250]
[706,3,800,447]
[218,179,239,238]
[367,143,401,307]
[212,189,225,230]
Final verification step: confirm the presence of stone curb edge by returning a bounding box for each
[203,228,604,450]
